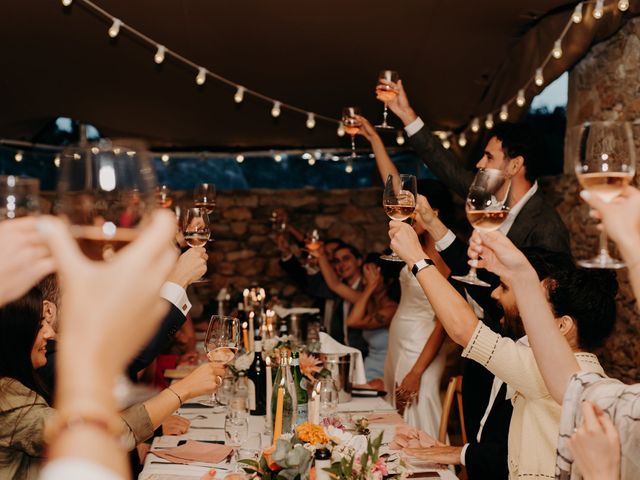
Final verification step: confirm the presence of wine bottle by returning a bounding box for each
[291,351,309,425]
[271,352,297,433]
[247,337,266,415]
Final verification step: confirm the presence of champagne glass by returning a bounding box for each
[155,184,173,209]
[342,107,362,158]
[375,70,399,129]
[0,176,40,220]
[202,315,241,408]
[381,173,417,262]
[575,121,636,268]
[451,168,510,287]
[57,141,156,261]
[194,183,216,214]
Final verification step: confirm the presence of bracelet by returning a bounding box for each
[44,411,122,445]
[167,386,183,406]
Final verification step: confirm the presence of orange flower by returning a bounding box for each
[299,352,323,381]
[296,422,329,445]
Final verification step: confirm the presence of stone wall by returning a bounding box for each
[549,17,640,383]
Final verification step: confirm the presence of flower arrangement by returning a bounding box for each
[295,423,329,445]
[228,351,254,378]
[298,352,323,381]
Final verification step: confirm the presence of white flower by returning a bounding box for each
[325,425,352,445]
[234,352,254,371]
[330,443,355,463]
[263,338,279,353]
[345,434,368,457]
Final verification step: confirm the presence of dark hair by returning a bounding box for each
[38,274,60,307]
[521,247,575,281]
[492,122,541,183]
[334,243,362,260]
[0,287,49,400]
[364,252,401,303]
[417,179,454,226]
[546,268,617,351]
[324,238,342,247]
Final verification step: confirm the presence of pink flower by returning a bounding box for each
[299,352,323,380]
[371,458,388,476]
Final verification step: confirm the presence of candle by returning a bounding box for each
[242,322,249,352]
[265,356,273,432]
[248,311,255,352]
[273,379,285,446]
[310,381,321,424]
[243,289,250,310]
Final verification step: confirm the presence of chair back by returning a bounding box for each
[438,375,467,444]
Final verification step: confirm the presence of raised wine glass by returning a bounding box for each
[342,107,362,158]
[575,121,636,268]
[0,176,40,220]
[155,184,173,209]
[381,173,417,262]
[375,70,399,130]
[451,168,510,287]
[202,315,241,408]
[194,183,216,214]
[57,140,156,261]
[182,207,210,248]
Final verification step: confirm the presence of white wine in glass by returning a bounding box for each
[182,207,211,250]
[194,183,216,214]
[575,121,636,269]
[202,315,241,408]
[381,173,417,262]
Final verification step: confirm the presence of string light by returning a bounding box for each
[485,114,494,130]
[306,113,316,129]
[161,154,170,163]
[396,130,405,145]
[196,67,207,85]
[345,159,353,173]
[337,123,346,137]
[618,0,629,11]
[470,118,480,133]
[54,155,61,168]
[154,45,166,64]
[516,89,526,107]
[308,157,316,166]
[62,0,73,6]
[274,153,282,162]
[271,101,281,118]
[108,18,122,38]
[442,137,451,149]
[499,104,509,121]
[14,151,23,162]
[552,40,563,59]
[535,68,544,87]
[234,86,245,103]
[572,3,583,23]
[593,0,604,19]
[235,154,244,163]
[458,132,467,147]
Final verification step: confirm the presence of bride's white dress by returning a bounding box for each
[384,265,446,438]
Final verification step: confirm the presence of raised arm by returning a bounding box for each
[346,264,397,329]
[354,115,399,184]
[314,248,362,304]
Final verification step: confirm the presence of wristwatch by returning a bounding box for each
[411,258,435,276]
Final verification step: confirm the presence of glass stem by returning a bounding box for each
[467,266,478,279]
[598,228,610,258]
[351,135,356,157]
[383,104,389,126]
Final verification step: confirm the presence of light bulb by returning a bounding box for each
[271,101,281,118]
[14,151,23,162]
[552,40,563,59]
[499,104,509,121]
[236,154,244,163]
[618,0,630,11]
[274,153,282,162]
[306,113,316,129]
[196,67,207,85]
[308,157,316,166]
[161,154,170,163]
[516,89,526,107]
[471,118,480,133]
[154,45,166,64]
[108,18,122,38]
[337,123,346,137]
[396,131,405,145]
[234,86,245,103]
[593,0,604,19]
[535,68,544,87]
[572,3,583,23]
[345,159,353,173]
[62,0,72,6]
[458,133,467,147]
[485,114,494,130]
[54,155,61,168]
[442,138,451,150]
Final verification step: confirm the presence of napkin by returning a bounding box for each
[272,305,320,318]
[318,332,366,384]
[153,440,233,465]
[389,425,436,450]
[366,412,405,425]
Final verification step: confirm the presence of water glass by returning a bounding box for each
[319,377,339,416]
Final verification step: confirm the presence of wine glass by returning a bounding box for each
[182,207,210,248]
[381,173,417,262]
[270,208,287,233]
[194,183,216,214]
[155,184,173,209]
[57,140,156,261]
[342,107,362,158]
[0,175,40,220]
[375,70,399,129]
[451,168,510,287]
[575,121,636,268]
[202,315,241,408]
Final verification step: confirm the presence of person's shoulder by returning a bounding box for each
[0,378,44,409]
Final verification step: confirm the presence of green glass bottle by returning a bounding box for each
[290,351,309,425]
[271,351,297,434]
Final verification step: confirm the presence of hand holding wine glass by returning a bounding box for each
[381,173,417,262]
[202,315,241,407]
[342,107,362,158]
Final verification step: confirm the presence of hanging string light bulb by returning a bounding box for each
[14,151,23,162]
[499,105,509,121]
[236,154,244,163]
[535,68,544,87]
[345,159,353,173]
[234,86,245,103]
[470,118,480,133]
[458,132,467,147]
[306,113,316,129]
[485,113,494,130]
[62,0,72,6]
[196,67,207,86]
[396,130,405,145]
[54,154,61,168]
[271,101,281,118]
[337,123,346,137]
[161,154,170,163]
[618,0,629,11]
[308,156,316,166]
[442,137,451,149]
[274,153,282,162]
[572,3,583,23]
[108,18,122,38]
[154,45,166,64]
[552,40,563,59]
[516,89,526,107]
[593,0,604,19]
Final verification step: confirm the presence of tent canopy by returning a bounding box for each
[1,0,636,149]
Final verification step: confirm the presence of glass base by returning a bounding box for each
[375,123,395,130]
[577,252,626,270]
[380,253,405,262]
[451,272,491,287]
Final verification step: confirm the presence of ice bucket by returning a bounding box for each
[319,352,353,403]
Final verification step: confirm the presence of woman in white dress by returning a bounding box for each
[357,116,452,437]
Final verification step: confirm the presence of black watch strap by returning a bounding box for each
[411,258,435,276]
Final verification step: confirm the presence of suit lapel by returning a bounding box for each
[506,191,544,246]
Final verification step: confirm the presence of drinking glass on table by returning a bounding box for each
[225,397,249,460]
[0,175,40,220]
[381,173,417,262]
[318,377,339,417]
[375,70,399,129]
[451,168,510,287]
[57,141,156,261]
[575,121,636,269]
[342,107,362,158]
[202,315,241,408]
[237,432,262,461]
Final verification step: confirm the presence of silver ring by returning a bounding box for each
[215,375,223,387]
